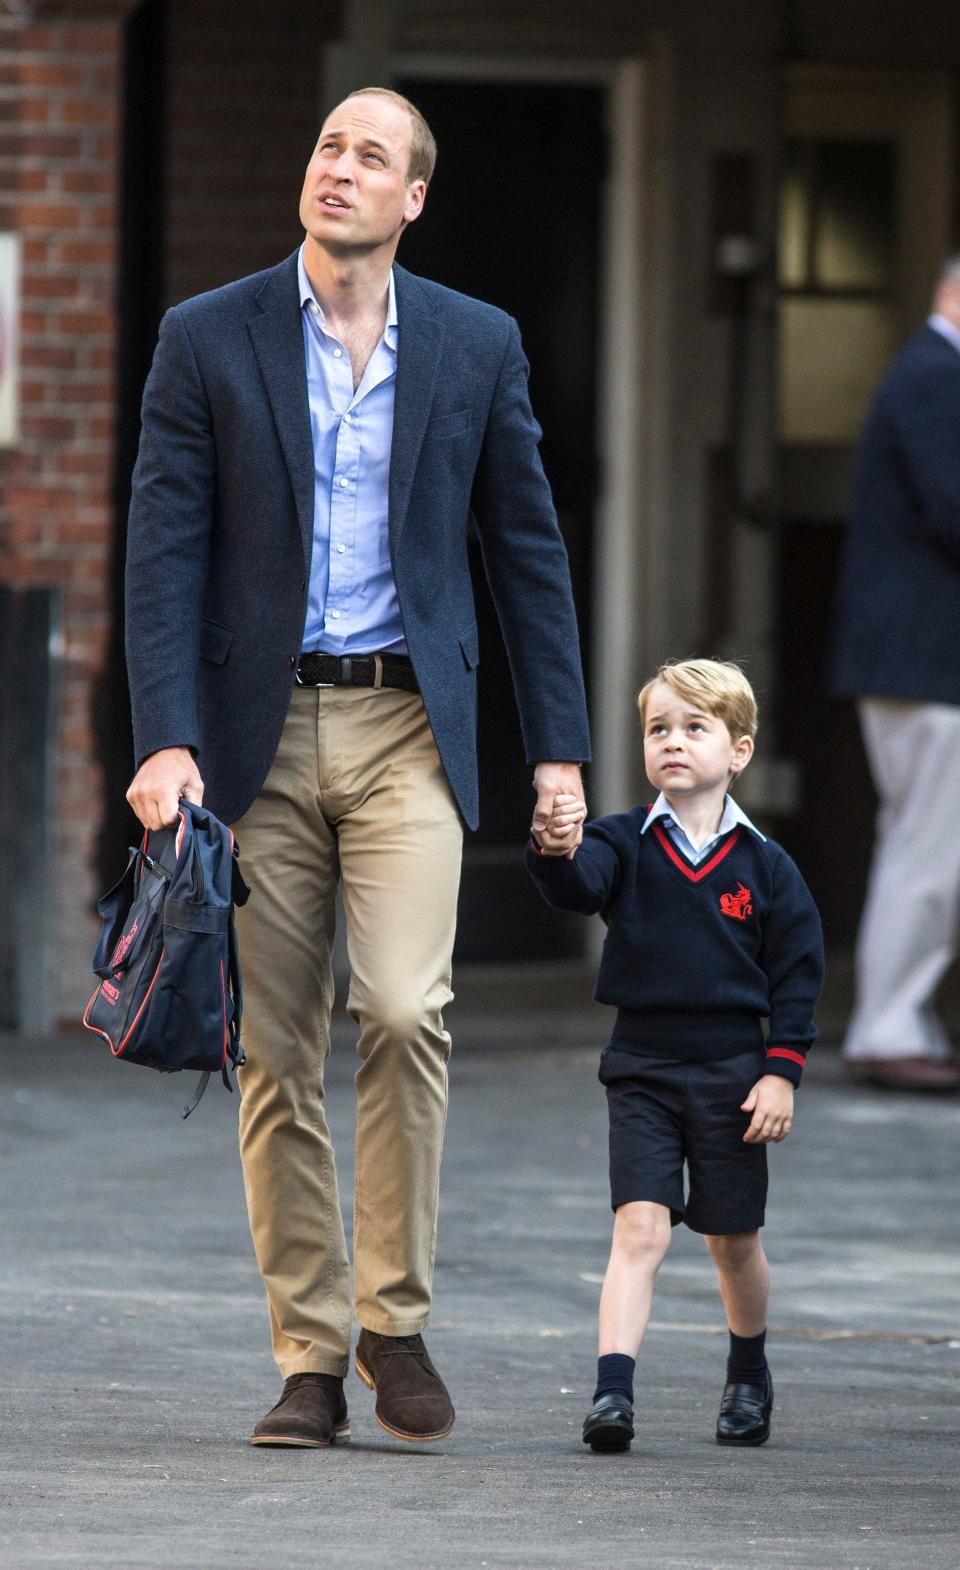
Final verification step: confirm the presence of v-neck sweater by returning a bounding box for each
[526,806,824,1086]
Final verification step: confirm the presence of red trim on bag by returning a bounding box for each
[766,1047,805,1067]
[652,822,742,882]
[82,985,116,1048]
[113,948,165,1057]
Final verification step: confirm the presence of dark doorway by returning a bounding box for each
[775,519,876,945]
[395,77,603,960]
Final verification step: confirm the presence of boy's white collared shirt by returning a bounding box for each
[641,792,765,865]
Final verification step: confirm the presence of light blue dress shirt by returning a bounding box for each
[298,244,406,654]
[641,792,764,864]
[928,312,960,356]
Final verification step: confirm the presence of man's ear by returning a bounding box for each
[729,734,755,776]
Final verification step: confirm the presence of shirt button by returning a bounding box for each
[336,543,346,553]
[333,348,343,358]
[330,609,341,619]
[339,477,348,488]
[344,413,352,423]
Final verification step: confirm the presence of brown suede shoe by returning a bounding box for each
[355,1330,455,1443]
[250,1373,350,1447]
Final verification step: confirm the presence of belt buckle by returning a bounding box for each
[295,658,335,688]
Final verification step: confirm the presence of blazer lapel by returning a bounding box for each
[390,265,445,547]
[247,253,314,569]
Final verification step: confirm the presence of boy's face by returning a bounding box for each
[642,680,753,802]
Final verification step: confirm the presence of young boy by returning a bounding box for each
[526,658,823,1453]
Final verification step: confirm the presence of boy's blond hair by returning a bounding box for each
[637,659,758,740]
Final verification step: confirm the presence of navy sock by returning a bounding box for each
[594,1353,635,1404]
[726,1329,768,1385]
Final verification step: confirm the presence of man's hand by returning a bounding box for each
[126,746,204,832]
[535,792,588,856]
[532,762,585,860]
[741,1075,794,1144]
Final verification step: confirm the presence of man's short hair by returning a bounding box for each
[637,658,759,740]
[344,87,437,185]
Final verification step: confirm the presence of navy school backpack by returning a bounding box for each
[82,799,250,1116]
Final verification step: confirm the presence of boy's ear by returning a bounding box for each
[729,734,755,775]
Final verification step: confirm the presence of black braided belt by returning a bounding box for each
[295,651,420,694]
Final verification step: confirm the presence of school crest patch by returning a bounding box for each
[719,882,753,921]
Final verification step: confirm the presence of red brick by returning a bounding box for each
[59,97,116,127]
[20,62,88,89]
[21,98,51,126]
[24,344,78,370]
[22,273,81,299]
[59,239,115,266]
[21,415,79,441]
[61,169,114,195]
[19,133,85,158]
[19,201,83,229]
[51,308,114,334]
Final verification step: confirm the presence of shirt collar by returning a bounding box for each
[640,792,765,842]
[928,313,960,356]
[298,242,398,350]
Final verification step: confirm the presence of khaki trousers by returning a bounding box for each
[843,698,960,1062]
[233,683,463,1377]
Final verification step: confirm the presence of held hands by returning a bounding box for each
[741,1075,794,1144]
[533,790,588,857]
[126,746,204,832]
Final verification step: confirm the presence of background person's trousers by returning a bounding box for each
[843,698,960,1063]
[233,683,463,1377]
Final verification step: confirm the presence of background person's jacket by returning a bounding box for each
[830,324,960,707]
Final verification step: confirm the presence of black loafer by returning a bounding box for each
[715,1372,773,1446]
[582,1392,634,1453]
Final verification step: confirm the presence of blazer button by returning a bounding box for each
[289,655,296,668]
[299,576,306,591]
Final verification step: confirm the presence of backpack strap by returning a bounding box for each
[181,1072,211,1120]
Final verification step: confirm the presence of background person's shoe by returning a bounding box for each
[716,1372,773,1446]
[847,1056,960,1092]
[582,1391,634,1453]
[355,1329,455,1443]
[250,1373,350,1447]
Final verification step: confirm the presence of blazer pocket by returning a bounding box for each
[199,617,234,666]
[458,624,479,670]
[429,409,472,443]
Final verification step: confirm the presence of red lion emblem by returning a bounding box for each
[719,882,753,921]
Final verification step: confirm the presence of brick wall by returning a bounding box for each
[0,4,135,1021]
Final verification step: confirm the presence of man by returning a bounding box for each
[830,256,960,1093]
[124,88,590,1445]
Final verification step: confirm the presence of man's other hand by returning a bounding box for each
[126,747,204,832]
[532,762,586,860]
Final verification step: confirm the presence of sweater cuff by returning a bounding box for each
[764,1046,806,1088]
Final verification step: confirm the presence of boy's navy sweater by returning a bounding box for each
[526,807,824,1087]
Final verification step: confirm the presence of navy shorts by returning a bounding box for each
[598,1043,768,1234]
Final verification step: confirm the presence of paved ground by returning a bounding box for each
[1,1001,958,1570]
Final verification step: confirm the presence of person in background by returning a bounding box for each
[830,257,960,1092]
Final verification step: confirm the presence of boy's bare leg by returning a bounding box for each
[584,1201,672,1453]
[704,1229,768,1334]
[599,1201,673,1355]
[705,1229,773,1445]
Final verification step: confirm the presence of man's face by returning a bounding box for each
[299,94,426,257]
[642,680,752,801]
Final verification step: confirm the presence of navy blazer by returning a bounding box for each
[125,253,590,828]
[830,325,960,707]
